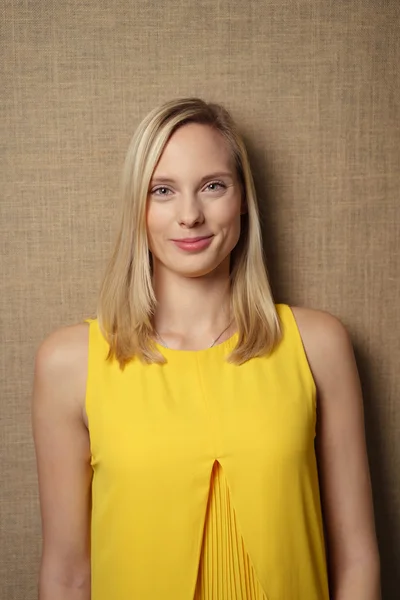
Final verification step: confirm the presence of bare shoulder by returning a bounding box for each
[33,322,90,418]
[289,305,351,348]
[289,305,355,388]
[35,322,89,368]
[35,322,90,385]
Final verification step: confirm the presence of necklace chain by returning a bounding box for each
[155,319,233,350]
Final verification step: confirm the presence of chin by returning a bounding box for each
[151,245,233,278]
[167,254,231,279]
[173,264,220,278]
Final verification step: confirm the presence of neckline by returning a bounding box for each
[154,331,238,356]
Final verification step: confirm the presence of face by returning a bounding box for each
[146,123,244,279]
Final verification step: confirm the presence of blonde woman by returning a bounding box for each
[32,98,380,600]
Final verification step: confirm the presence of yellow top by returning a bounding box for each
[86,304,330,600]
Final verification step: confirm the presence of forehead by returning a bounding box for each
[153,123,234,176]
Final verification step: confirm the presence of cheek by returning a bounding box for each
[146,205,168,239]
[215,200,242,230]
[146,208,162,254]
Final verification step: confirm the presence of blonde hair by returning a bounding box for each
[98,97,281,367]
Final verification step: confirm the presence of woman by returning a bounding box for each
[32,98,380,600]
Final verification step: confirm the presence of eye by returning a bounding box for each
[204,181,226,192]
[151,186,172,197]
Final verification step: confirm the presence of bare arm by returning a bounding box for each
[292,307,381,600]
[32,324,92,600]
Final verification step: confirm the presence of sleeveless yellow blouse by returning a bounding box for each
[86,304,330,599]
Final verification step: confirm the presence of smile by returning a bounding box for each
[171,236,214,252]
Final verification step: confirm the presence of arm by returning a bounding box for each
[292,307,381,600]
[32,324,92,600]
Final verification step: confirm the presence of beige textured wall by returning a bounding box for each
[1,1,399,598]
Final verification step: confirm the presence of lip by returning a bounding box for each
[171,235,214,252]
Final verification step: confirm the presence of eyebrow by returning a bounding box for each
[150,171,235,185]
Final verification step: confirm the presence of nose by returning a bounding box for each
[177,193,205,228]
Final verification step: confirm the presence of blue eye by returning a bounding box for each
[152,186,172,196]
[205,181,225,191]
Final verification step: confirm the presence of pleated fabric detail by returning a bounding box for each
[194,461,268,600]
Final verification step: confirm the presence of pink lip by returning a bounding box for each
[171,235,214,251]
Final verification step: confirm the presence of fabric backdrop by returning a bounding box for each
[1,1,399,598]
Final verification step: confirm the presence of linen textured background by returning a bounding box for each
[1,1,399,598]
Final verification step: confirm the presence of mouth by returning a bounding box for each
[171,235,214,252]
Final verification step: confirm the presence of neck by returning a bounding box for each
[152,262,233,342]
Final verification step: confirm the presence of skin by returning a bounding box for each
[147,123,245,347]
[32,123,380,599]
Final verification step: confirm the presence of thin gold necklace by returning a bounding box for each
[155,319,234,350]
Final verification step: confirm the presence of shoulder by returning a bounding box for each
[288,305,355,389]
[289,305,351,349]
[35,322,90,376]
[33,322,90,415]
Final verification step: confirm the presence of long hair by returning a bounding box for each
[97,97,281,367]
